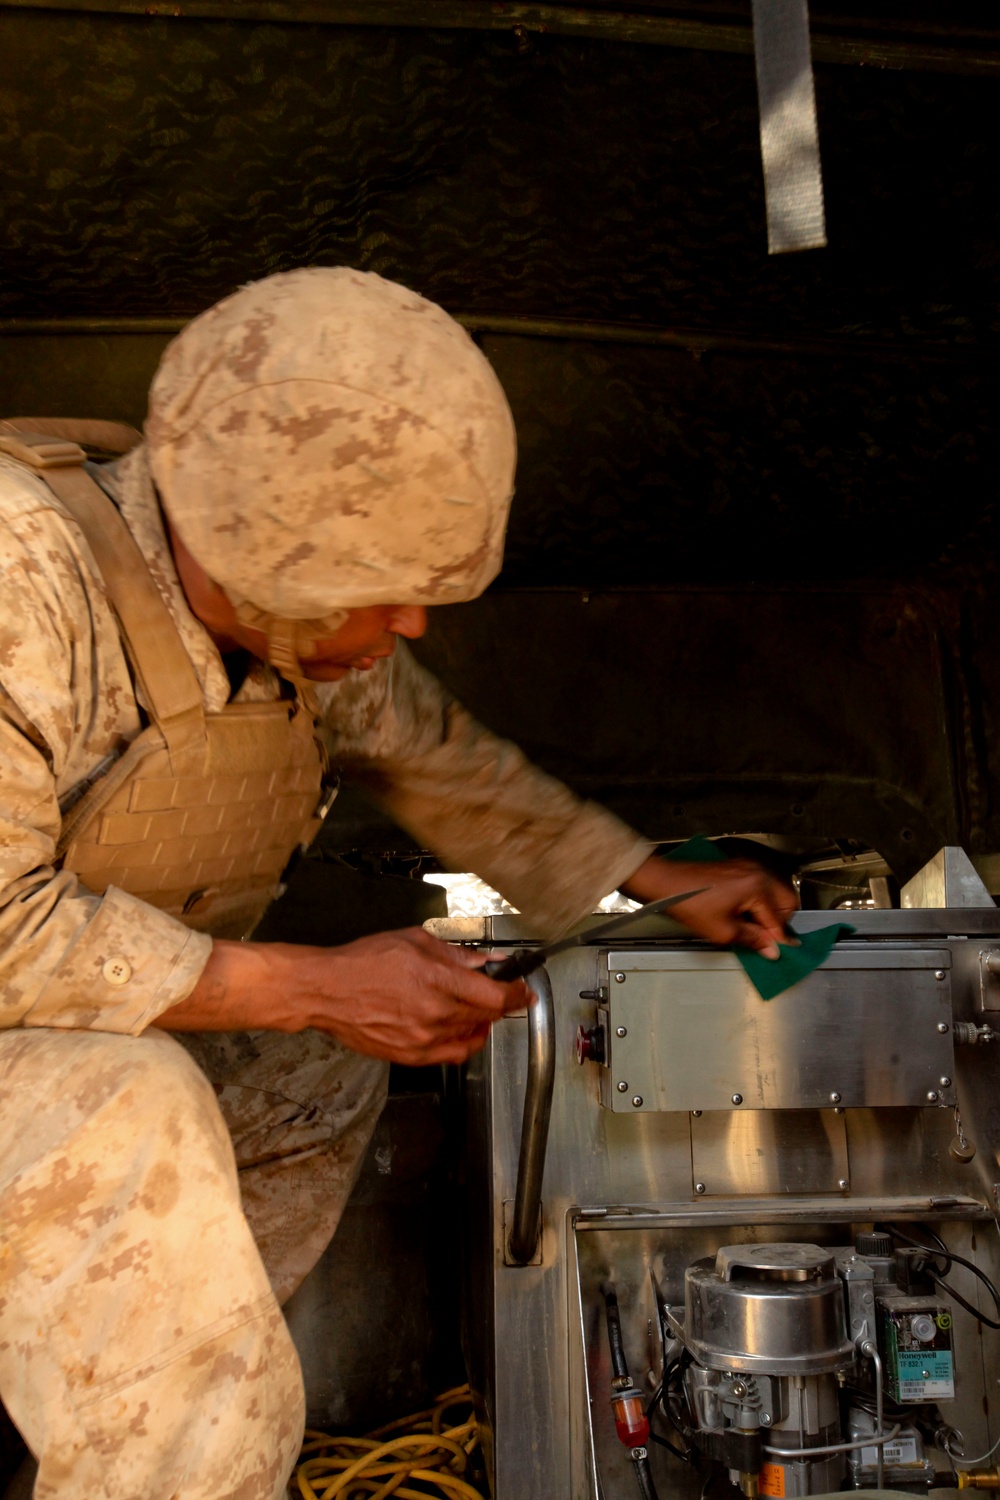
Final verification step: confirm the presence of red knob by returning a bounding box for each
[576,1024,605,1065]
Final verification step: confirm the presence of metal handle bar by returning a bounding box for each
[508,966,555,1265]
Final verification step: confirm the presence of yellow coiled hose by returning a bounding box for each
[292,1384,484,1500]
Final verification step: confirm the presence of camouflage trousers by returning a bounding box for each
[0,1026,388,1499]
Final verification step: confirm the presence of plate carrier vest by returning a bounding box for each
[0,419,327,940]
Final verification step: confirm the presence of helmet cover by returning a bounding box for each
[146,267,517,621]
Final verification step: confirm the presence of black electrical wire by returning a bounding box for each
[840,1386,913,1421]
[932,1274,1000,1329]
[663,1371,699,1448]
[649,1430,692,1462]
[911,1223,951,1260]
[903,1224,1000,1328]
[644,1359,698,1461]
[645,1382,693,1464]
[875,1223,1000,1331]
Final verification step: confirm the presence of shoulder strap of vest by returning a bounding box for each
[1,416,142,458]
[0,421,208,772]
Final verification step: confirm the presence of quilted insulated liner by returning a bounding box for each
[1,1,998,872]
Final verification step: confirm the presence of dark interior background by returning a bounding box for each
[1,0,997,885]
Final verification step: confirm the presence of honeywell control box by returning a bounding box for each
[877,1294,955,1403]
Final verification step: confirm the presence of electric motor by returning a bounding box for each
[675,1244,855,1497]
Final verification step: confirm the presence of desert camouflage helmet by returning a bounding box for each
[146,268,517,636]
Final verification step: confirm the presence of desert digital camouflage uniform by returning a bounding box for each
[0,270,651,1500]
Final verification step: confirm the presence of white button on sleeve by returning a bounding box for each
[26,887,212,1034]
[101,955,133,987]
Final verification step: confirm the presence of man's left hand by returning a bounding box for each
[621,855,798,960]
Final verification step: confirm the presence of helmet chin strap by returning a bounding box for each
[229,597,349,679]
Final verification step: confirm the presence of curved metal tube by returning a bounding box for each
[508,966,555,1265]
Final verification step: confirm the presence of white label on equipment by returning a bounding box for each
[860,1438,919,1467]
[896,1349,954,1400]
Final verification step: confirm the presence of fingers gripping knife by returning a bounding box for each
[484,890,707,1265]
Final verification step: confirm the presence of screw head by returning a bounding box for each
[760,1413,772,1427]
[615,972,627,984]
[834,1106,845,1114]
[838,1178,849,1190]
[938,1022,950,1033]
[731,1380,748,1398]
[940,1075,952,1087]
[632,1095,643,1108]
[927,1090,939,1103]
[616,1026,627,1038]
[731,1093,743,1106]
[617,1081,628,1092]
[935,970,946,981]
[691,1109,703,1117]
[829,1091,842,1104]
[694,1182,706,1194]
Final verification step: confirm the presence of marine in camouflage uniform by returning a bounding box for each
[0,269,792,1499]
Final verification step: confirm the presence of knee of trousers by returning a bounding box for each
[176,1029,390,1160]
[0,1028,301,1477]
[0,1026,241,1185]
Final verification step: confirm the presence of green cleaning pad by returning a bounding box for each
[666,835,854,1000]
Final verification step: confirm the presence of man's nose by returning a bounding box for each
[389,606,428,639]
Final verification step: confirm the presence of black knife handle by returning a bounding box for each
[484,950,539,983]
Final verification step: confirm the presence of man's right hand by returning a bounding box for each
[298,927,530,1065]
[157,927,530,1066]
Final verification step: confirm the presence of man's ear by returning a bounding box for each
[166,517,229,621]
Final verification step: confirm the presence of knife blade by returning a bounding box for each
[483,887,708,983]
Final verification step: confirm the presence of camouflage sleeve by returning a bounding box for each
[0,493,212,1033]
[0,696,212,1033]
[318,644,653,938]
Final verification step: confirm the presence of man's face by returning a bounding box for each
[238,604,429,682]
[167,518,428,680]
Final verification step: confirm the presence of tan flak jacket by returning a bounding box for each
[0,439,651,1036]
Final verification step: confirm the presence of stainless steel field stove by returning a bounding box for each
[450,848,1000,1500]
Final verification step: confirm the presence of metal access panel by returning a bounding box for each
[690,1107,850,1196]
[600,948,956,1113]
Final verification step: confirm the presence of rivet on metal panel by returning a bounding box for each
[935,970,947,981]
[940,1076,952,1087]
[829,1091,841,1103]
[731,1093,744,1106]
[616,1026,627,1038]
[617,1081,629,1092]
[614,972,627,984]
[927,1091,939,1102]
[695,1182,706,1194]
[938,1022,950,1033]
[632,1095,643,1108]
[838,1178,849,1190]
